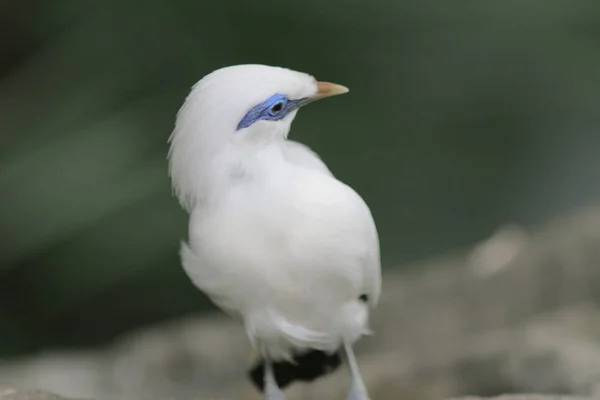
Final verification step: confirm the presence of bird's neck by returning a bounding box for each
[205,141,289,205]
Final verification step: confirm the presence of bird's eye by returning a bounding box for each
[268,100,285,116]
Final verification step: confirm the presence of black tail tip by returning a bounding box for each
[248,349,342,392]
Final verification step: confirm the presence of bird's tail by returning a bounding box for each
[248,348,342,392]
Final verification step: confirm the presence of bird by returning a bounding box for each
[167,64,381,400]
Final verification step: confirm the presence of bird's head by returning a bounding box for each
[168,64,348,210]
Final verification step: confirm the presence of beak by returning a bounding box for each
[289,81,349,111]
[314,81,349,100]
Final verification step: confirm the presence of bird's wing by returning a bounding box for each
[272,168,382,309]
[281,140,333,177]
[315,177,381,308]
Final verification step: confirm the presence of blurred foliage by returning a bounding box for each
[1,0,600,356]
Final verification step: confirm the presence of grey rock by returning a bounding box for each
[0,388,85,400]
[450,396,591,400]
[0,389,594,400]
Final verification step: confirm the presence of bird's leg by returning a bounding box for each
[344,341,370,400]
[263,357,285,400]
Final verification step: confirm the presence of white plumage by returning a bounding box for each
[168,64,381,400]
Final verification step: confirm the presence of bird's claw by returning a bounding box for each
[265,387,286,400]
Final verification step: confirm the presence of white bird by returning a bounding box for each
[168,64,381,400]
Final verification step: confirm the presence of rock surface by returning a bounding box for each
[2,207,600,399]
[452,396,592,400]
[0,390,593,400]
[0,388,84,400]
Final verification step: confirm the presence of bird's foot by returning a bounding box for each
[264,385,286,400]
[346,380,370,400]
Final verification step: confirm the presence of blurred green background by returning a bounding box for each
[1,0,600,358]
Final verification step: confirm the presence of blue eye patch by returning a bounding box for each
[236,94,311,131]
